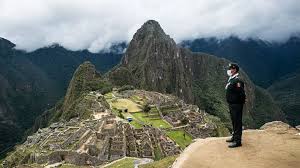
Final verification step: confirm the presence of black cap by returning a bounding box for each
[228,63,239,72]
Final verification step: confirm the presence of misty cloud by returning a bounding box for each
[0,0,299,52]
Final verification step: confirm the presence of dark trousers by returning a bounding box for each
[229,103,243,143]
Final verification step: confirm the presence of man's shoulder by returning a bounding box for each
[231,77,245,87]
[234,76,245,82]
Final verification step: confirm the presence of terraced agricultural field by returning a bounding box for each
[104,157,136,168]
[131,112,171,128]
[166,130,193,148]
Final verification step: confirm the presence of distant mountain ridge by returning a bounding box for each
[181,36,300,87]
[0,38,123,156]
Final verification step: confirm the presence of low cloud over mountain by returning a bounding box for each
[0,0,299,52]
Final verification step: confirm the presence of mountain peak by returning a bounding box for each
[62,61,101,118]
[0,37,16,49]
[141,20,162,31]
[132,20,171,42]
[121,20,176,66]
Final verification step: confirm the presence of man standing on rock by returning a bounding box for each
[225,63,246,148]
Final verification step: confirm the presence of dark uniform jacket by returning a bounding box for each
[226,75,246,104]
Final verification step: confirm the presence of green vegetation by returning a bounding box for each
[143,103,151,113]
[166,130,193,148]
[104,157,136,168]
[128,120,143,129]
[60,164,90,168]
[130,95,145,105]
[139,155,178,168]
[160,106,180,116]
[192,79,230,128]
[106,94,171,128]
[117,85,135,92]
[104,92,114,99]
[204,114,230,137]
[268,74,300,126]
[154,146,163,161]
[122,112,143,128]
[61,93,94,121]
[3,145,38,167]
[62,62,111,114]
[131,112,171,128]
[253,86,285,127]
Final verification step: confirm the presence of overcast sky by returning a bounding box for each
[0,0,299,52]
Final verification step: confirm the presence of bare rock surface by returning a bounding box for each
[172,121,300,168]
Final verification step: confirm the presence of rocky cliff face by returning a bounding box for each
[108,20,285,128]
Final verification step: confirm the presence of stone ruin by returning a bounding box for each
[3,89,223,167]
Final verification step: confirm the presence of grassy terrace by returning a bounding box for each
[131,112,171,128]
[130,95,145,105]
[105,92,172,129]
[104,157,136,168]
[154,146,163,161]
[122,112,143,129]
[139,155,178,168]
[165,130,193,149]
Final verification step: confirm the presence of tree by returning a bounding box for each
[181,117,189,125]
[143,103,151,114]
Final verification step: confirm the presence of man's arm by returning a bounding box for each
[236,80,246,102]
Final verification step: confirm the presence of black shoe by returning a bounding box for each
[226,137,234,143]
[228,141,242,148]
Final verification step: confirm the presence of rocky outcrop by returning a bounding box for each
[260,121,299,134]
[172,121,300,168]
[107,20,285,128]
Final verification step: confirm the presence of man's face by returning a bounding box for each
[230,68,237,75]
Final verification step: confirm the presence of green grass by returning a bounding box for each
[166,130,193,149]
[139,155,178,168]
[154,146,163,161]
[104,157,136,168]
[59,164,87,168]
[131,112,171,128]
[129,121,143,129]
[122,113,143,129]
[104,92,114,99]
[130,95,145,105]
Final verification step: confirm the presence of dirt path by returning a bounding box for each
[172,129,300,168]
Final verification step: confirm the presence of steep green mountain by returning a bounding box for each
[0,38,122,156]
[268,74,300,126]
[30,61,112,132]
[181,36,300,126]
[0,38,59,156]
[108,20,285,128]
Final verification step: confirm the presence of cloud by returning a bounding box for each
[0,0,299,52]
